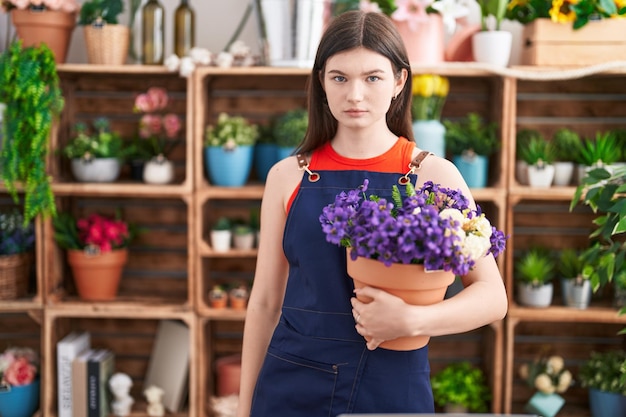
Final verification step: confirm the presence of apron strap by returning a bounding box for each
[399,150,432,185]
[296,153,320,182]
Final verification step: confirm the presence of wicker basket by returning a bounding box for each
[0,253,32,300]
[83,23,130,65]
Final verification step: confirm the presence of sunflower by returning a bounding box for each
[550,0,579,22]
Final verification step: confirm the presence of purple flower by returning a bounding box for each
[319,180,507,276]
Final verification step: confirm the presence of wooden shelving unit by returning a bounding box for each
[2,63,625,417]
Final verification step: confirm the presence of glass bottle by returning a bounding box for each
[174,0,195,58]
[142,0,165,65]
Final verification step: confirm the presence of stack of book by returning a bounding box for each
[57,332,115,417]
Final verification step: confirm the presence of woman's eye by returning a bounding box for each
[333,76,346,82]
[367,76,380,82]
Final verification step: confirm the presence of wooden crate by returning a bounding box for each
[43,313,197,417]
[522,18,626,66]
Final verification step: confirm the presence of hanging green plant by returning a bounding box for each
[0,40,62,224]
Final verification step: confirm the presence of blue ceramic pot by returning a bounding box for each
[412,119,445,158]
[589,388,626,417]
[453,153,489,188]
[254,143,279,182]
[204,145,254,187]
[0,379,40,417]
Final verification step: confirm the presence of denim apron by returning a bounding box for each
[250,167,434,417]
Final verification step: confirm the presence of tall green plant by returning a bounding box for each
[0,41,62,224]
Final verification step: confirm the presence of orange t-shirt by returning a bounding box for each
[287,137,416,212]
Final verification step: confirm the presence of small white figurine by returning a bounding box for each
[144,385,165,417]
[108,372,134,417]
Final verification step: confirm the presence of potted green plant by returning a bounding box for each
[0,209,36,300]
[431,361,490,413]
[443,112,499,188]
[204,113,258,187]
[273,108,308,160]
[232,222,254,251]
[570,163,626,303]
[210,216,232,253]
[62,117,126,183]
[578,350,626,417]
[576,131,621,184]
[557,248,591,309]
[551,128,581,186]
[78,0,129,65]
[519,133,556,187]
[515,248,555,307]
[472,0,512,66]
[0,41,61,224]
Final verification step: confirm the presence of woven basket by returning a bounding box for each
[83,23,130,65]
[0,253,32,300]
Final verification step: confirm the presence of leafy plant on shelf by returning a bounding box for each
[273,108,308,148]
[570,163,626,303]
[577,131,621,167]
[506,0,626,30]
[431,361,491,412]
[551,128,582,163]
[515,248,555,287]
[62,117,127,161]
[53,212,138,253]
[78,0,124,25]
[519,134,556,167]
[578,350,626,395]
[0,41,61,224]
[0,209,35,255]
[443,112,500,157]
[205,113,258,149]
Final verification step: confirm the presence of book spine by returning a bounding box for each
[87,354,100,417]
[57,336,75,417]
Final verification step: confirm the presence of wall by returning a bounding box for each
[0,0,525,65]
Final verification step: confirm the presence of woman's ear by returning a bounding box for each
[394,68,408,98]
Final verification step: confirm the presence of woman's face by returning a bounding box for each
[322,47,406,131]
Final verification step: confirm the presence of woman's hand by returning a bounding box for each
[351,286,414,350]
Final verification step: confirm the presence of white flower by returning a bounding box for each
[164,54,180,72]
[430,0,469,33]
[189,47,212,65]
[535,373,556,394]
[229,40,250,57]
[216,52,234,68]
[461,233,491,260]
[179,57,196,78]
[556,370,573,393]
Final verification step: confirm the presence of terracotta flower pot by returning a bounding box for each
[346,251,455,350]
[11,9,77,64]
[67,249,128,301]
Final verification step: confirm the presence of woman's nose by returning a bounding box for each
[347,81,364,102]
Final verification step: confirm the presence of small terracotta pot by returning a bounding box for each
[67,249,128,301]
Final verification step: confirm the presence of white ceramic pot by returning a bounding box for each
[517,282,553,308]
[472,30,512,67]
[527,163,555,187]
[561,278,592,309]
[553,161,575,186]
[71,157,121,182]
[210,230,231,252]
[233,233,255,250]
[143,156,174,184]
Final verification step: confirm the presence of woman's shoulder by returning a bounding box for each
[411,148,469,192]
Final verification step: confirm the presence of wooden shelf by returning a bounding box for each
[508,305,626,324]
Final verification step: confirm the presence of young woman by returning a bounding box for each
[236,10,507,416]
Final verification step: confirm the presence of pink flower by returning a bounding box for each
[75,214,130,252]
[4,357,37,386]
[391,0,433,31]
[163,113,182,139]
[359,0,382,13]
[139,114,162,138]
[146,87,169,111]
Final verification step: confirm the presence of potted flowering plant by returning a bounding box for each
[578,350,626,417]
[0,209,35,300]
[0,347,40,417]
[204,112,259,187]
[1,0,81,63]
[133,86,183,184]
[519,354,573,417]
[78,0,129,66]
[506,0,625,30]
[62,117,126,183]
[52,212,137,301]
[358,0,469,64]
[319,179,506,349]
[411,74,449,158]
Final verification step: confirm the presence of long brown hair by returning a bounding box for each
[297,10,413,154]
